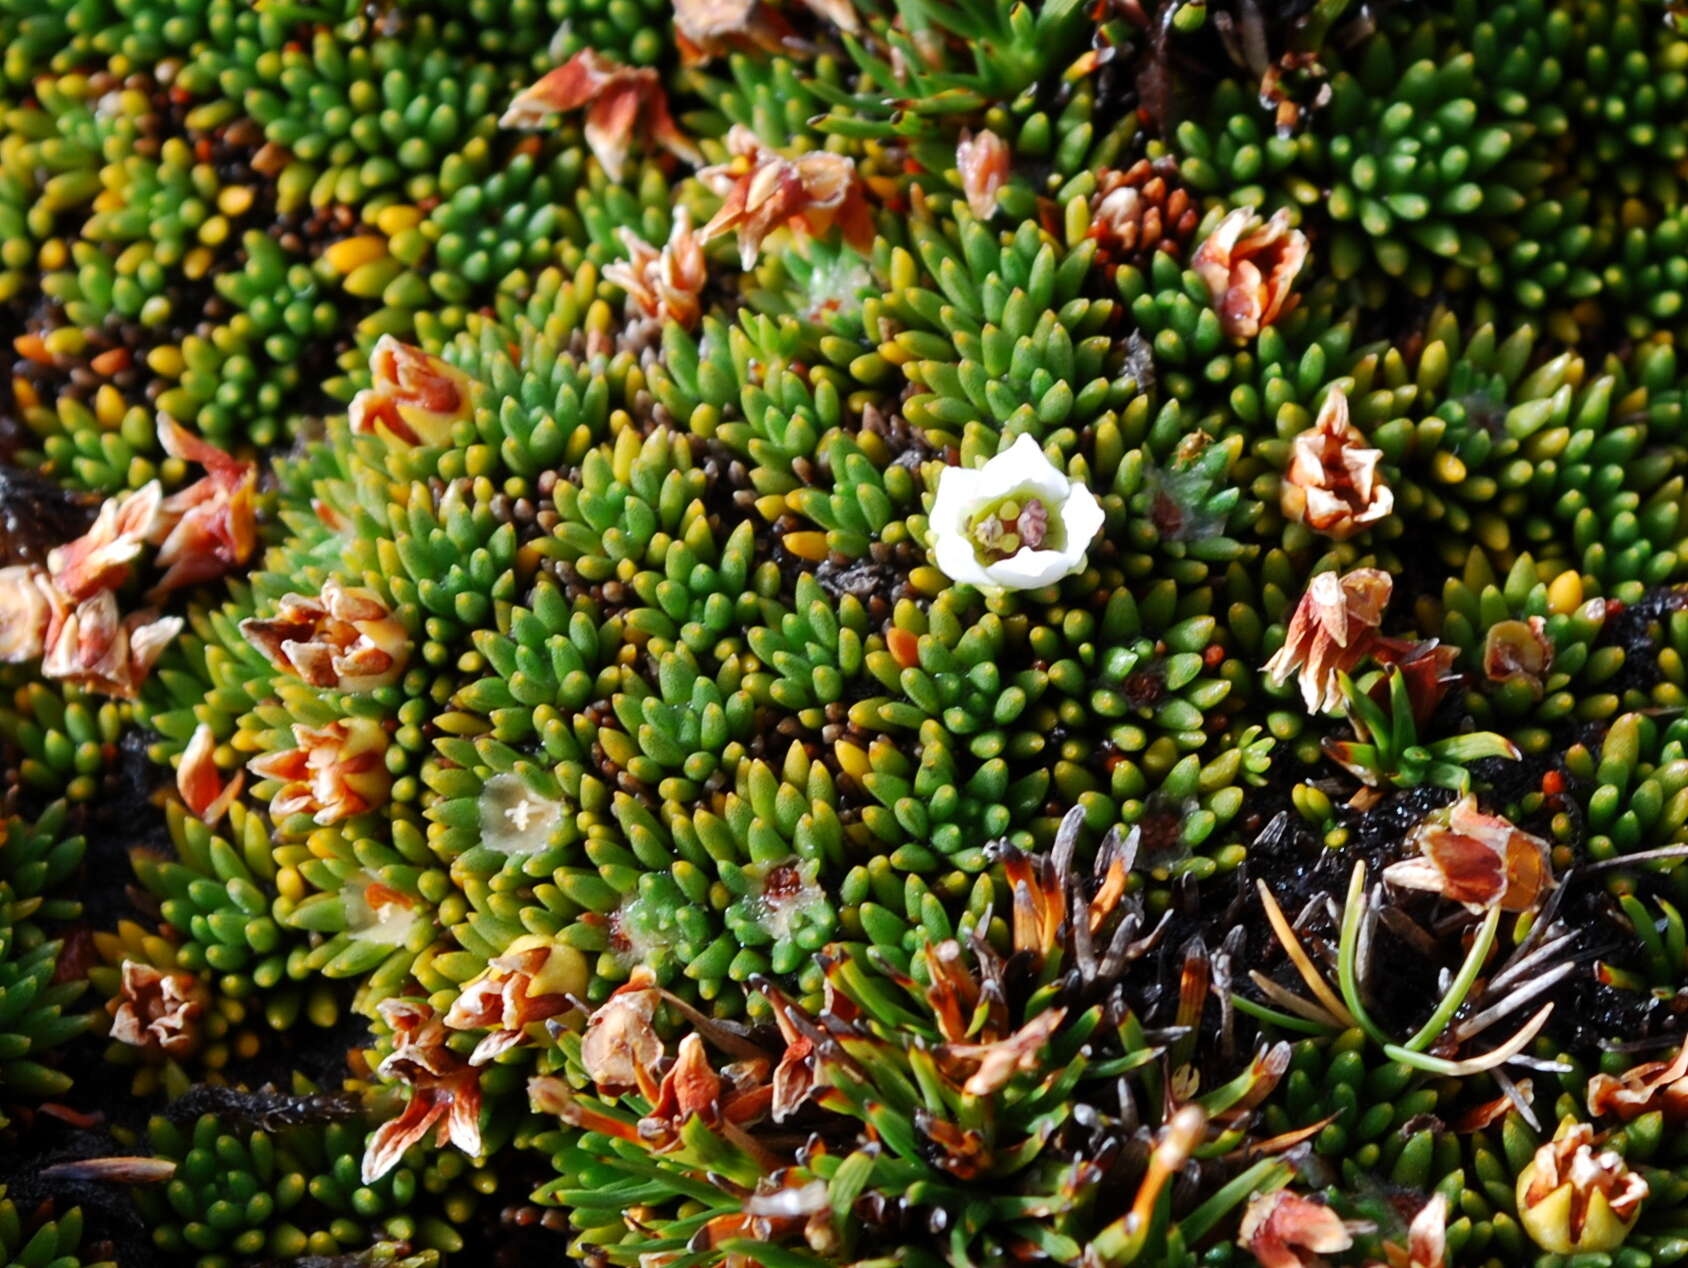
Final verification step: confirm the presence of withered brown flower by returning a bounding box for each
[1262,567,1392,714]
[13,423,245,690]
[1516,1121,1647,1255]
[1588,1042,1688,1122]
[1371,638,1462,729]
[675,0,754,37]
[443,934,586,1065]
[47,481,162,600]
[148,419,258,600]
[580,967,665,1099]
[1280,388,1394,540]
[649,1032,723,1126]
[362,998,484,1183]
[752,970,859,1126]
[673,0,857,63]
[240,579,411,694]
[1371,1193,1447,1268]
[1239,1190,1365,1268]
[768,1024,814,1125]
[1192,206,1309,341]
[348,335,478,449]
[40,589,182,699]
[761,990,815,1123]
[637,1033,773,1156]
[500,51,699,181]
[674,0,776,61]
[699,125,874,270]
[938,1007,1065,1096]
[1089,158,1200,269]
[537,1001,772,1162]
[956,129,1009,221]
[603,211,709,330]
[1484,617,1554,695]
[1382,794,1553,914]
[176,722,243,826]
[0,564,60,663]
[246,716,391,825]
[108,960,207,1059]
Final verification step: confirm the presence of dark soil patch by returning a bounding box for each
[0,464,99,565]
[0,1119,162,1268]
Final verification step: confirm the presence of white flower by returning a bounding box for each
[479,773,562,855]
[928,434,1105,591]
[342,871,423,947]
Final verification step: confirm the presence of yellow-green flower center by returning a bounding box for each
[967,492,1059,563]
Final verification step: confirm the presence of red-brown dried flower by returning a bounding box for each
[246,716,391,825]
[544,961,782,1153]
[1371,638,1462,729]
[176,722,243,826]
[1193,206,1309,341]
[937,1007,1066,1096]
[1371,1193,1447,1268]
[40,589,182,699]
[1262,568,1392,714]
[1484,617,1554,695]
[348,336,477,448]
[756,973,855,1124]
[147,419,257,599]
[649,1032,724,1126]
[443,934,586,1065]
[759,986,818,1124]
[47,481,162,601]
[239,579,411,694]
[673,0,857,63]
[0,564,60,663]
[635,1034,773,1155]
[19,422,247,688]
[1239,1190,1364,1268]
[1588,1043,1688,1122]
[956,129,1009,221]
[1280,388,1393,540]
[580,967,665,1099]
[699,125,874,269]
[535,997,772,1156]
[1089,158,1200,267]
[1517,1121,1648,1254]
[501,51,699,181]
[674,0,783,61]
[1382,794,1553,914]
[362,998,484,1183]
[108,960,207,1059]
[603,211,709,330]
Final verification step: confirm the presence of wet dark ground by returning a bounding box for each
[0,1116,161,1268]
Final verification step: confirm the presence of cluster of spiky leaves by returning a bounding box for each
[7,0,1688,1265]
[0,803,88,1124]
